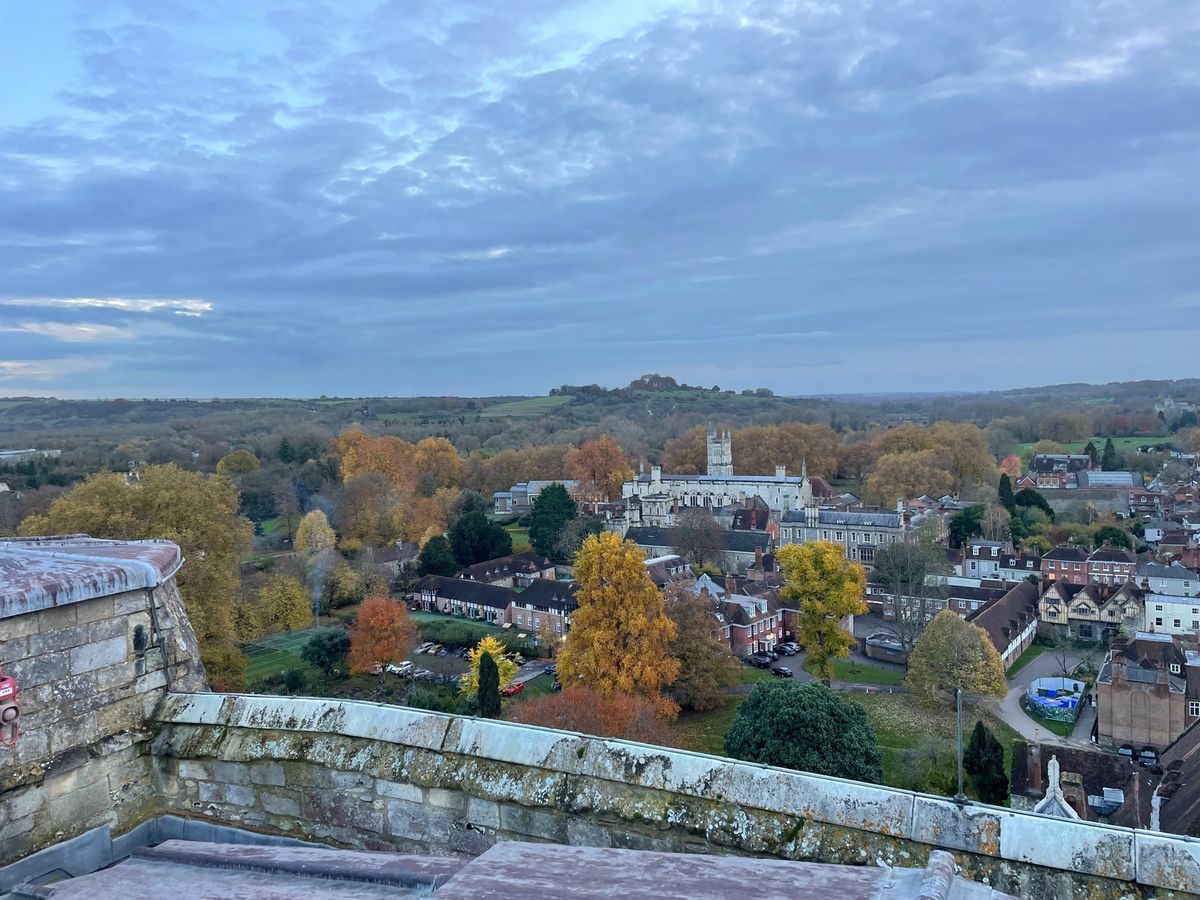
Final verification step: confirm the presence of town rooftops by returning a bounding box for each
[1044,544,1089,562]
[515,578,579,613]
[779,509,901,528]
[1089,546,1136,564]
[457,550,554,582]
[625,526,771,554]
[1029,454,1092,474]
[967,580,1039,653]
[0,535,183,620]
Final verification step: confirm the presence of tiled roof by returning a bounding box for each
[968,581,1039,653]
[413,574,514,609]
[458,551,554,582]
[1044,545,1089,562]
[515,578,579,613]
[626,526,770,554]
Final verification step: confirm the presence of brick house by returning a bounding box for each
[1086,546,1137,586]
[715,594,783,657]
[1027,454,1093,489]
[1041,545,1090,585]
[1038,581,1144,642]
[509,578,578,641]
[1096,633,1200,751]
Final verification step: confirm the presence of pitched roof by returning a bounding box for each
[457,551,554,583]
[1088,546,1136,564]
[625,526,770,554]
[515,578,579,613]
[967,580,1039,654]
[413,574,514,609]
[1160,720,1200,836]
[1044,544,1089,562]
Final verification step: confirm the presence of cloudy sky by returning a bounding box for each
[1,1,1197,398]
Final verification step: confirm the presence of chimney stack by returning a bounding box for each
[651,464,662,483]
[776,465,787,479]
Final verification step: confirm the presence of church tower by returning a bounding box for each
[706,427,733,477]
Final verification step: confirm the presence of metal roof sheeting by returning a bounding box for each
[0,535,182,620]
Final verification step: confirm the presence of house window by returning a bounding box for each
[1171,663,1182,674]
[1156,605,1164,611]
[1156,618,1163,627]
[1048,562,1056,570]
[1175,620,1182,629]
[1191,701,1200,718]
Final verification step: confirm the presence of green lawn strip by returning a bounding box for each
[1014,435,1173,459]
[740,666,774,686]
[668,697,746,757]
[505,524,532,552]
[803,658,905,685]
[849,693,1021,798]
[1005,643,1048,679]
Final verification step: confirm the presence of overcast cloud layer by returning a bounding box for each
[1,0,1197,397]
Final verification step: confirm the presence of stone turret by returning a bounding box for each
[706,427,732,477]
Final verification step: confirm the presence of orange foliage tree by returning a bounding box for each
[413,436,464,489]
[507,686,676,744]
[332,429,417,491]
[661,426,709,474]
[348,597,418,674]
[568,435,633,502]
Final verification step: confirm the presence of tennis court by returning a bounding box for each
[243,627,330,683]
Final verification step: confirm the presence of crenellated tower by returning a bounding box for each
[706,426,733,477]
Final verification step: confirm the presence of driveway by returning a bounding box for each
[992,648,1088,746]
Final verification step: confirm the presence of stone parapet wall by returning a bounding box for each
[152,693,1200,898]
[0,580,205,864]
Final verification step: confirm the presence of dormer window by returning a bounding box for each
[1170,663,1181,674]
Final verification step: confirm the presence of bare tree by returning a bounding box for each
[672,508,726,568]
[872,541,951,650]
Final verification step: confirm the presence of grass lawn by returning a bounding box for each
[243,627,328,683]
[513,673,555,700]
[480,395,574,418]
[506,524,532,553]
[1006,643,1048,679]
[740,666,774,686]
[669,697,746,756]
[1014,435,1173,459]
[849,693,1022,794]
[804,658,906,686]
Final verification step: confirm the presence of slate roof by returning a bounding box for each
[780,509,901,528]
[0,535,183,620]
[515,578,579,614]
[413,574,514,610]
[1044,545,1089,563]
[1010,743,1152,828]
[625,526,770,554]
[1160,720,1200,836]
[1089,547,1136,564]
[457,551,554,583]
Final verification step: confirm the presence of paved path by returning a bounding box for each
[991,649,1088,746]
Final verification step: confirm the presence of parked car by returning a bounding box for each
[1139,747,1159,767]
[544,663,557,675]
[778,643,799,656]
[501,682,525,697]
[508,654,525,666]
[749,653,773,668]
[415,642,434,654]
[771,666,794,678]
[436,648,448,657]
[1117,744,1136,760]
[385,661,414,677]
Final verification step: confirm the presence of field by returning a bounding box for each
[506,524,531,552]
[670,697,746,756]
[1013,435,1174,458]
[480,395,574,417]
[243,628,324,683]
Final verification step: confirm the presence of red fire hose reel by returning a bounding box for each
[0,664,19,747]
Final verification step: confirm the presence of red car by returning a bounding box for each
[500,681,524,697]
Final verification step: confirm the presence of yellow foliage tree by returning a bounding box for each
[294,509,337,557]
[19,464,252,688]
[331,429,417,491]
[928,422,996,491]
[460,635,519,695]
[257,574,313,631]
[216,448,260,477]
[904,609,1008,707]
[777,541,866,685]
[864,449,955,507]
[414,437,464,489]
[568,435,633,502]
[557,532,679,698]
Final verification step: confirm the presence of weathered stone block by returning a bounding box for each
[262,792,301,817]
[114,590,150,616]
[16,652,70,687]
[70,635,128,674]
[5,786,45,822]
[198,781,226,803]
[249,762,286,787]
[87,617,127,642]
[567,819,613,848]
[376,780,424,803]
[177,759,211,781]
[428,787,465,811]
[73,596,117,624]
[466,797,501,830]
[225,784,257,807]
[35,604,78,630]
[500,804,569,843]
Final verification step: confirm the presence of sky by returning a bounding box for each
[0,0,1198,399]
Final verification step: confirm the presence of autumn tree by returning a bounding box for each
[258,574,313,631]
[872,541,951,650]
[904,610,1008,708]
[981,505,1011,541]
[998,453,1022,481]
[413,436,464,490]
[864,450,954,506]
[776,541,866,685]
[928,422,995,491]
[553,517,603,562]
[557,532,679,700]
[665,585,739,711]
[478,651,502,718]
[20,464,252,688]
[419,534,459,576]
[295,509,337,557]
[449,511,512,566]
[348,598,418,674]
[528,483,578,559]
[874,422,935,455]
[216,448,261,477]
[568,435,633,502]
[724,681,882,783]
[672,508,725,567]
[507,686,675,744]
[334,473,398,551]
[661,426,708,474]
[331,429,416,491]
[460,635,518,695]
